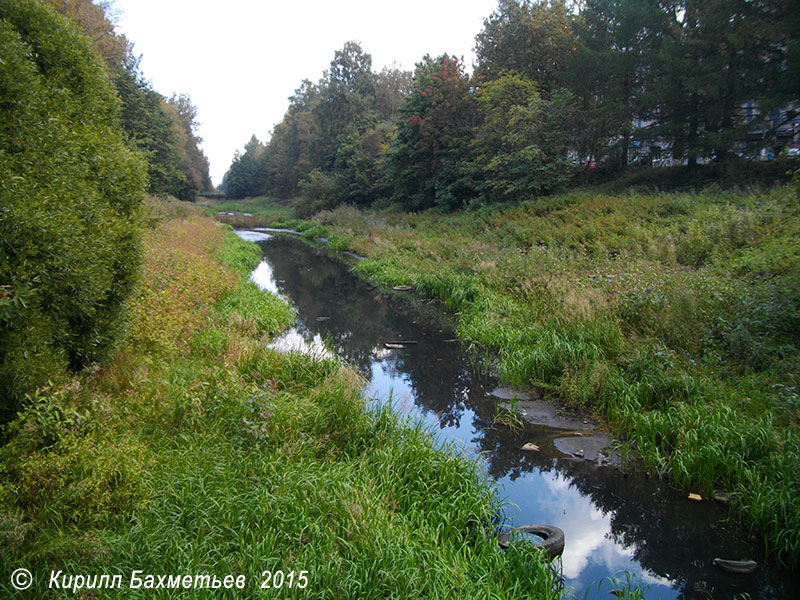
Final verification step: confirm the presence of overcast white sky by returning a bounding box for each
[112,0,500,186]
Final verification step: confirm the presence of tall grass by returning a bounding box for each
[317,186,800,566]
[0,207,562,598]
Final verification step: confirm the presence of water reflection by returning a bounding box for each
[240,232,798,600]
[269,329,335,359]
[235,230,274,242]
[250,258,281,295]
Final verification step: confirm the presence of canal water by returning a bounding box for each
[238,230,796,599]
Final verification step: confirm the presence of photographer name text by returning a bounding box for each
[29,569,310,593]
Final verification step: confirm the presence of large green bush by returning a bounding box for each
[0,0,147,419]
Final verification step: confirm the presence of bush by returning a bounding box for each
[0,0,147,418]
[294,168,342,217]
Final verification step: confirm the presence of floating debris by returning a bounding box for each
[553,433,618,464]
[392,285,413,291]
[712,558,758,574]
[713,492,733,505]
[498,524,565,558]
[385,340,417,346]
[489,387,535,401]
[688,493,703,501]
[521,442,540,452]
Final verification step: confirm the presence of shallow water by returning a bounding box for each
[241,231,797,599]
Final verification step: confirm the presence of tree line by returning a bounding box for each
[222,0,799,212]
[46,0,212,200]
[0,0,210,417]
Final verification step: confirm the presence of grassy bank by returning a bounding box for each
[0,203,560,598]
[196,194,296,229]
[309,187,800,566]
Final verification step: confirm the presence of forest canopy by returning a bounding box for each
[46,0,212,199]
[221,0,799,212]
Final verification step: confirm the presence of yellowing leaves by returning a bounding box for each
[129,218,236,355]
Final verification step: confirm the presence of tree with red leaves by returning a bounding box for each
[386,54,477,210]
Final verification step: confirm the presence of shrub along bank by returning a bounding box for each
[0,0,148,419]
[312,186,800,566]
[0,207,560,599]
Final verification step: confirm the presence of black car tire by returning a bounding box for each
[498,524,565,558]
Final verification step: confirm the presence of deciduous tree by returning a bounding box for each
[475,0,578,95]
[472,72,573,201]
[386,55,477,210]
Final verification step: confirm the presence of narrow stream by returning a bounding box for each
[238,230,797,599]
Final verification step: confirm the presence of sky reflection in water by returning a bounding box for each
[238,231,796,600]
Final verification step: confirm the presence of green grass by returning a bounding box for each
[197,194,297,228]
[492,399,525,432]
[214,227,297,336]
[0,208,562,599]
[197,195,333,241]
[315,187,800,566]
[215,226,265,277]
